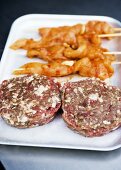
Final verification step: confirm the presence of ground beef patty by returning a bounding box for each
[0,75,61,128]
[62,78,121,137]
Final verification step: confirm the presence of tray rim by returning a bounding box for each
[1,14,121,151]
[0,139,121,151]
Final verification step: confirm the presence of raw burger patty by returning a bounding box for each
[0,75,61,128]
[62,78,121,137]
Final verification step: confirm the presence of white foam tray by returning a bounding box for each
[0,14,121,151]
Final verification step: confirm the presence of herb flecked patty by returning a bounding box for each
[62,78,121,137]
[0,75,61,128]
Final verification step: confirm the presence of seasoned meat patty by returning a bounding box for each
[0,75,61,128]
[62,78,121,137]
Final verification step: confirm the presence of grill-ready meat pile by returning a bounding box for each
[0,75,61,128]
[10,21,117,80]
[62,78,121,137]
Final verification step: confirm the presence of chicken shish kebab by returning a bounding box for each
[10,20,119,80]
[10,32,115,62]
[13,55,115,80]
[10,20,118,49]
[10,33,104,61]
[13,61,74,77]
[10,21,117,51]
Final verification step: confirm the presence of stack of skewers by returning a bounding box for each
[10,21,121,80]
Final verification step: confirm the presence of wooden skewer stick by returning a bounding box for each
[103,52,121,55]
[113,61,121,64]
[113,28,121,32]
[98,33,121,38]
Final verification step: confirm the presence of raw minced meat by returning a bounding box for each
[62,78,121,137]
[0,75,61,128]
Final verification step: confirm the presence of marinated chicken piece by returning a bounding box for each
[86,21,114,34]
[27,45,67,61]
[82,33,101,46]
[73,57,114,80]
[64,43,107,60]
[10,39,35,50]
[39,24,85,46]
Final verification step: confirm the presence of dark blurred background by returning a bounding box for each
[0,0,121,54]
